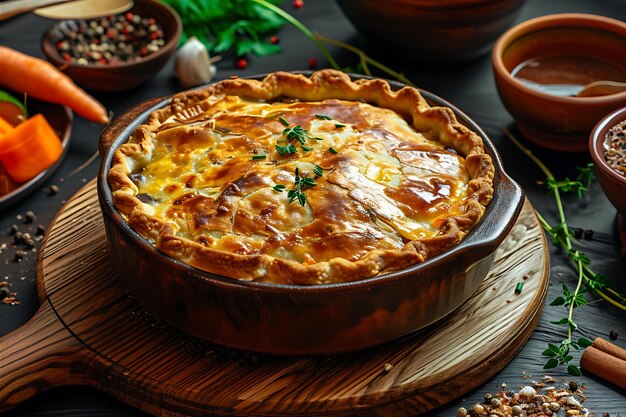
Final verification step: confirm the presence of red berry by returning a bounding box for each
[308,57,317,69]
[270,36,280,44]
[150,32,158,40]
[62,53,71,61]
[125,12,133,21]
[140,47,149,56]
[293,0,304,9]
[237,58,248,69]
[148,18,156,25]
[98,58,108,65]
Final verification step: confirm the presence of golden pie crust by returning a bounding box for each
[109,70,494,285]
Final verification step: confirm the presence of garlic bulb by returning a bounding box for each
[175,37,218,88]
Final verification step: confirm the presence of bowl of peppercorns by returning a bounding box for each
[589,106,626,217]
[41,0,181,92]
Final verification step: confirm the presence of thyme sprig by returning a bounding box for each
[283,125,321,144]
[503,128,626,375]
[287,167,317,206]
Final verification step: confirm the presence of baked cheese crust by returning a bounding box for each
[109,70,494,284]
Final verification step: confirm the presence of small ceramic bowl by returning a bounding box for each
[336,0,527,63]
[41,0,181,92]
[492,14,626,152]
[589,106,626,216]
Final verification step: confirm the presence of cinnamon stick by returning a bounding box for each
[580,337,626,389]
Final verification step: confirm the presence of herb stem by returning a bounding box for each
[314,34,416,87]
[250,0,341,70]
[504,128,626,312]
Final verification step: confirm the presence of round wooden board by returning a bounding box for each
[0,180,549,416]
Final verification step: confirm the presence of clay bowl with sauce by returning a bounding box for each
[589,106,626,216]
[336,0,527,63]
[41,0,181,92]
[97,72,524,355]
[492,14,626,152]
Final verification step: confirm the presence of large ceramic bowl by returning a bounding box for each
[336,0,527,63]
[493,14,626,152]
[97,73,523,355]
[41,0,181,92]
[589,106,626,217]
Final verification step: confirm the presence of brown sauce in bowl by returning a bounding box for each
[512,55,626,88]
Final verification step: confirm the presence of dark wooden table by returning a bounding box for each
[1,0,625,415]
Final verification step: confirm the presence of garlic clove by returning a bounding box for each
[175,36,219,88]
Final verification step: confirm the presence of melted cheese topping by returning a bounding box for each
[128,98,470,263]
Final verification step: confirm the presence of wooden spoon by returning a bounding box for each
[0,0,133,21]
[576,80,626,97]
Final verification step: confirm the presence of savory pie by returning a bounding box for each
[109,70,494,285]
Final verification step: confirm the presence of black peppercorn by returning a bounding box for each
[9,224,18,235]
[14,250,27,262]
[0,286,9,301]
[13,232,23,245]
[24,211,36,224]
[583,229,594,240]
[36,225,46,236]
[610,329,619,340]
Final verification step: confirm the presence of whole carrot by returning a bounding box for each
[0,46,109,124]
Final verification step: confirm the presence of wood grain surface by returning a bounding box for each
[0,180,549,416]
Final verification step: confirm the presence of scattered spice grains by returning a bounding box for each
[48,184,59,195]
[1,213,46,306]
[0,281,19,306]
[456,376,589,417]
[603,119,626,177]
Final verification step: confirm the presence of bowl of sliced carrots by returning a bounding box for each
[0,46,110,206]
[41,0,181,92]
[0,96,72,208]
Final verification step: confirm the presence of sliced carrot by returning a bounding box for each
[0,47,109,124]
[0,116,13,136]
[0,114,63,183]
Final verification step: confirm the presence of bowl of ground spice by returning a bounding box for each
[41,0,181,92]
[589,106,626,216]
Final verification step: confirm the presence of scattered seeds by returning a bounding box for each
[24,211,36,223]
[48,184,59,195]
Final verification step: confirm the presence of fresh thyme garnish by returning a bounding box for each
[283,125,320,144]
[251,154,267,160]
[504,128,625,376]
[276,125,322,154]
[335,123,346,128]
[276,143,297,155]
[286,167,317,206]
[328,147,338,154]
[313,164,323,177]
[272,184,286,192]
[315,114,332,120]
[279,116,290,126]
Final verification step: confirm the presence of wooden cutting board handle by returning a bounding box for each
[0,300,97,411]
